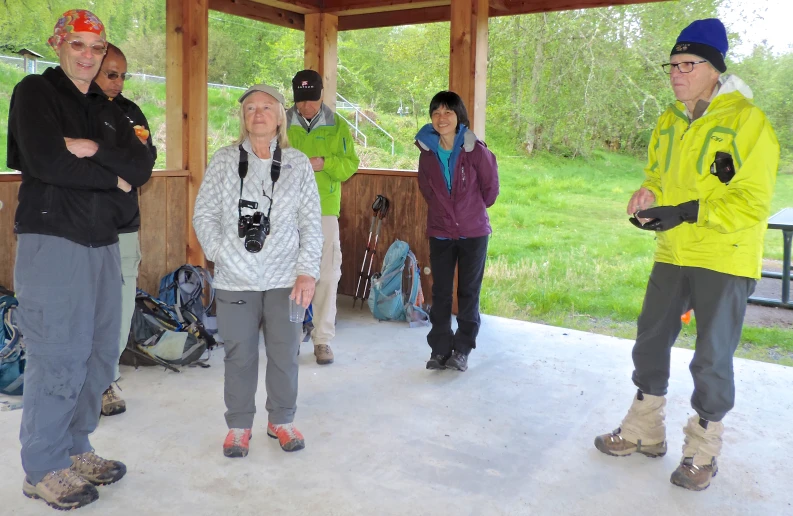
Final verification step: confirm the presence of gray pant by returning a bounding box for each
[632,262,755,422]
[216,288,300,428]
[15,234,121,484]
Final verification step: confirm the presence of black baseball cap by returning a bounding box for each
[292,69,323,102]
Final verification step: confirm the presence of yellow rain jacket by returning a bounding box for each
[641,75,779,279]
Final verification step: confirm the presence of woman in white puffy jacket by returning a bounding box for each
[193,84,322,457]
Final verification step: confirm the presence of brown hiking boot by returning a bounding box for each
[22,468,99,510]
[670,457,718,491]
[594,428,668,458]
[70,451,127,486]
[314,344,334,365]
[101,384,126,416]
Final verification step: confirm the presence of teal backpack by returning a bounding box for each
[367,240,430,327]
[0,293,25,396]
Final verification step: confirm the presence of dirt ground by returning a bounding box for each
[743,259,793,328]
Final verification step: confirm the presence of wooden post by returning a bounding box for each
[449,0,488,139]
[165,0,185,171]
[166,0,208,267]
[304,13,338,112]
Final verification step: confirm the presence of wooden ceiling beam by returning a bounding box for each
[338,5,449,30]
[322,0,448,16]
[209,0,305,29]
[486,0,665,17]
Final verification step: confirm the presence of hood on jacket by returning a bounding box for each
[415,123,479,153]
[714,74,753,100]
[286,103,335,132]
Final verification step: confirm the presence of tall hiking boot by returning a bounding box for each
[594,390,667,458]
[314,344,334,365]
[223,428,252,458]
[670,415,723,491]
[22,468,99,510]
[267,422,305,452]
[71,451,127,486]
[445,351,469,372]
[101,383,126,416]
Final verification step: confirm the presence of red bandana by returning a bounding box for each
[48,9,106,50]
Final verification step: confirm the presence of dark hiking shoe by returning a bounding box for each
[223,428,252,458]
[23,468,99,510]
[101,384,126,416]
[594,428,667,458]
[446,351,469,372]
[670,457,718,491]
[70,451,127,486]
[426,354,449,370]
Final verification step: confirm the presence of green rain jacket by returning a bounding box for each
[286,103,360,217]
[641,74,779,279]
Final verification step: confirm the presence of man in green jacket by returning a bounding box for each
[287,70,360,365]
[594,18,779,491]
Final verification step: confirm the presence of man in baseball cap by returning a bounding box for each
[286,70,360,367]
[595,18,779,492]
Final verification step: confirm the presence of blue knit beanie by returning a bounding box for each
[671,18,728,73]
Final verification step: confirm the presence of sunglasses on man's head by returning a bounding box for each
[63,39,107,56]
[101,70,131,81]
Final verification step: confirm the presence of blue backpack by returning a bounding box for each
[367,240,430,327]
[158,265,216,332]
[0,294,25,396]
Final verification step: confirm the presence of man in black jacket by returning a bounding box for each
[7,9,154,510]
[94,42,157,417]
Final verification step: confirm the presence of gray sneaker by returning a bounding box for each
[22,468,99,510]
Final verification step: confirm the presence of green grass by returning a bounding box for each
[481,150,793,364]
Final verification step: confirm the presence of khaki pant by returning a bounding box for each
[114,231,141,381]
[311,216,342,346]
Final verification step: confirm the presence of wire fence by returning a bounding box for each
[1,54,247,91]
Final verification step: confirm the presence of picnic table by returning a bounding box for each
[748,208,793,310]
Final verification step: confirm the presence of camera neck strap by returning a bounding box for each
[237,143,282,221]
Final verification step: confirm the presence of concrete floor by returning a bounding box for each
[2,297,792,516]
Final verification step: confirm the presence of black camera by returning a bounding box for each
[238,199,269,253]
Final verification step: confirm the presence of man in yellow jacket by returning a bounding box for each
[594,18,779,491]
[287,70,360,365]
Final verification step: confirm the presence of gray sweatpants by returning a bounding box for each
[215,288,301,428]
[14,234,121,484]
[632,262,755,422]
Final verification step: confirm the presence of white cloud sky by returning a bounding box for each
[720,0,793,55]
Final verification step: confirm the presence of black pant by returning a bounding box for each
[427,236,489,357]
[632,263,755,422]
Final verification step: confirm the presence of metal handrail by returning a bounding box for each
[336,92,394,155]
[337,112,367,148]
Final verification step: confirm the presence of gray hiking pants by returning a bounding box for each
[216,288,300,428]
[15,234,121,484]
[632,262,755,422]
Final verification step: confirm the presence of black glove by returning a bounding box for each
[630,200,699,231]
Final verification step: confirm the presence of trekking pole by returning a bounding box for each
[353,195,387,307]
[361,196,390,308]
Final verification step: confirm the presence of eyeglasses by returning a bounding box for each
[661,60,708,74]
[63,39,107,56]
[102,70,131,81]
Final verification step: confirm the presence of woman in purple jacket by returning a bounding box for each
[415,91,499,372]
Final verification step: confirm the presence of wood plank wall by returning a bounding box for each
[2,169,430,306]
[0,174,188,295]
[338,170,433,305]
